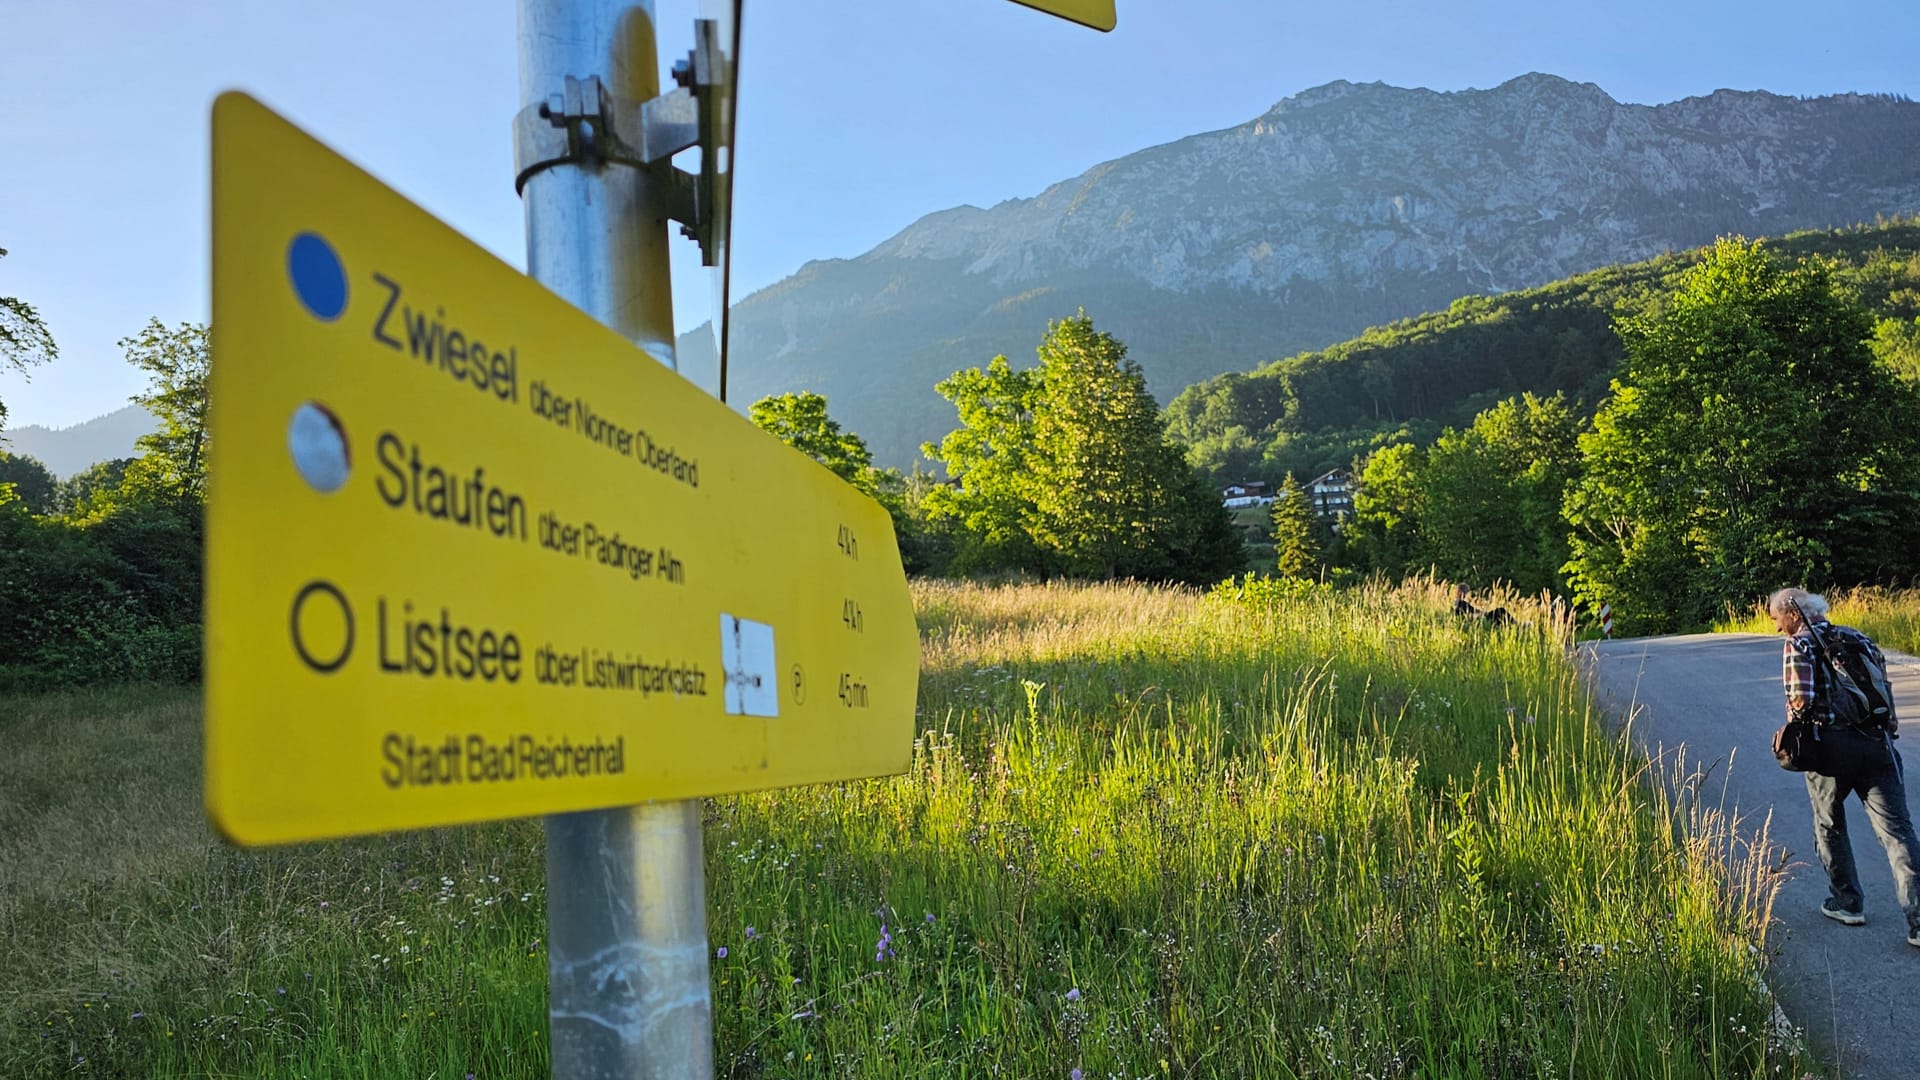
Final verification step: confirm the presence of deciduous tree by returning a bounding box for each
[926,314,1242,583]
[0,451,56,515]
[122,318,210,502]
[1420,393,1582,592]
[922,354,1046,575]
[0,247,58,433]
[1346,442,1427,577]
[1563,239,1920,632]
[749,390,925,566]
[749,391,877,492]
[1026,314,1185,579]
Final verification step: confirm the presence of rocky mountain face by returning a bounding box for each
[683,74,1920,466]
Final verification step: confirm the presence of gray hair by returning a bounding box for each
[1767,588,1830,619]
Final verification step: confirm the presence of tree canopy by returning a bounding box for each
[1168,220,1920,491]
[925,313,1243,584]
[122,319,210,503]
[1562,239,1920,632]
[0,247,59,433]
[0,451,56,515]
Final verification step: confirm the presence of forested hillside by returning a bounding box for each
[1167,220,1920,484]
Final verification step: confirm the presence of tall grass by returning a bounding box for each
[706,578,1799,1077]
[0,689,550,1079]
[1,580,1806,1077]
[1718,586,1920,656]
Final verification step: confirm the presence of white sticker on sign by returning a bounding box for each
[721,614,778,717]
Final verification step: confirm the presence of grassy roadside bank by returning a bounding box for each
[3,580,1807,1077]
[1718,587,1920,657]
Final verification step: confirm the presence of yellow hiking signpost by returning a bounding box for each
[1008,0,1116,31]
[205,93,918,847]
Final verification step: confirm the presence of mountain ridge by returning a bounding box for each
[2,407,156,478]
[680,73,1920,466]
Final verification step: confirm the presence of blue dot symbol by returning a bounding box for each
[288,232,348,321]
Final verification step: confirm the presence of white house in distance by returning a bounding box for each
[1306,469,1353,522]
[1222,471,1355,522]
[1220,480,1272,510]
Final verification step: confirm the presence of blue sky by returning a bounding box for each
[2,0,1917,430]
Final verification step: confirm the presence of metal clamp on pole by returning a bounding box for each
[511,19,726,263]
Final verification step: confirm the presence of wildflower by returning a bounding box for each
[744,926,759,942]
[875,922,895,962]
[319,901,330,910]
[1071,1071,1083,1080]
[925,912,936,925]
[716,947,728,959]
[131,1012,145,1020]
[277,988,286,996]
[1065,988,1081,1001]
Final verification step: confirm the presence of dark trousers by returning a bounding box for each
[1805,728,1920,931]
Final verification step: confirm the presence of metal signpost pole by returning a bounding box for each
[514,2,713,1077]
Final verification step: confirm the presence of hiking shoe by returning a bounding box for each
[1821,900,1866,926]
[1908,927,1920,948]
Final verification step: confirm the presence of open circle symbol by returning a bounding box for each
[290,580,354,674]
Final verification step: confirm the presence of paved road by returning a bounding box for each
[1589,633,1920,1079]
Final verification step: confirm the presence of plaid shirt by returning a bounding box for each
[1783,621,1884,722]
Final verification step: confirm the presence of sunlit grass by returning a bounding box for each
[2,580,1811,1077]
[1715,586,1920,655]
[707,577,1803,1077]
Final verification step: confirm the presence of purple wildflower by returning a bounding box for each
[744,926,759,942]
[875,922,894,962]
[716,946,728,959]
[1065,988,1081,1002]
[925,912,936,925]
[1071,1070,1083,1080]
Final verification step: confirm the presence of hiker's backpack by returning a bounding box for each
[1809,623,1898,734]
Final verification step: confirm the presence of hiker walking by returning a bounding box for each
[1768,587,1920,945]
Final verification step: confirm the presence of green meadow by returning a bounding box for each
[3,580,1808,1077]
